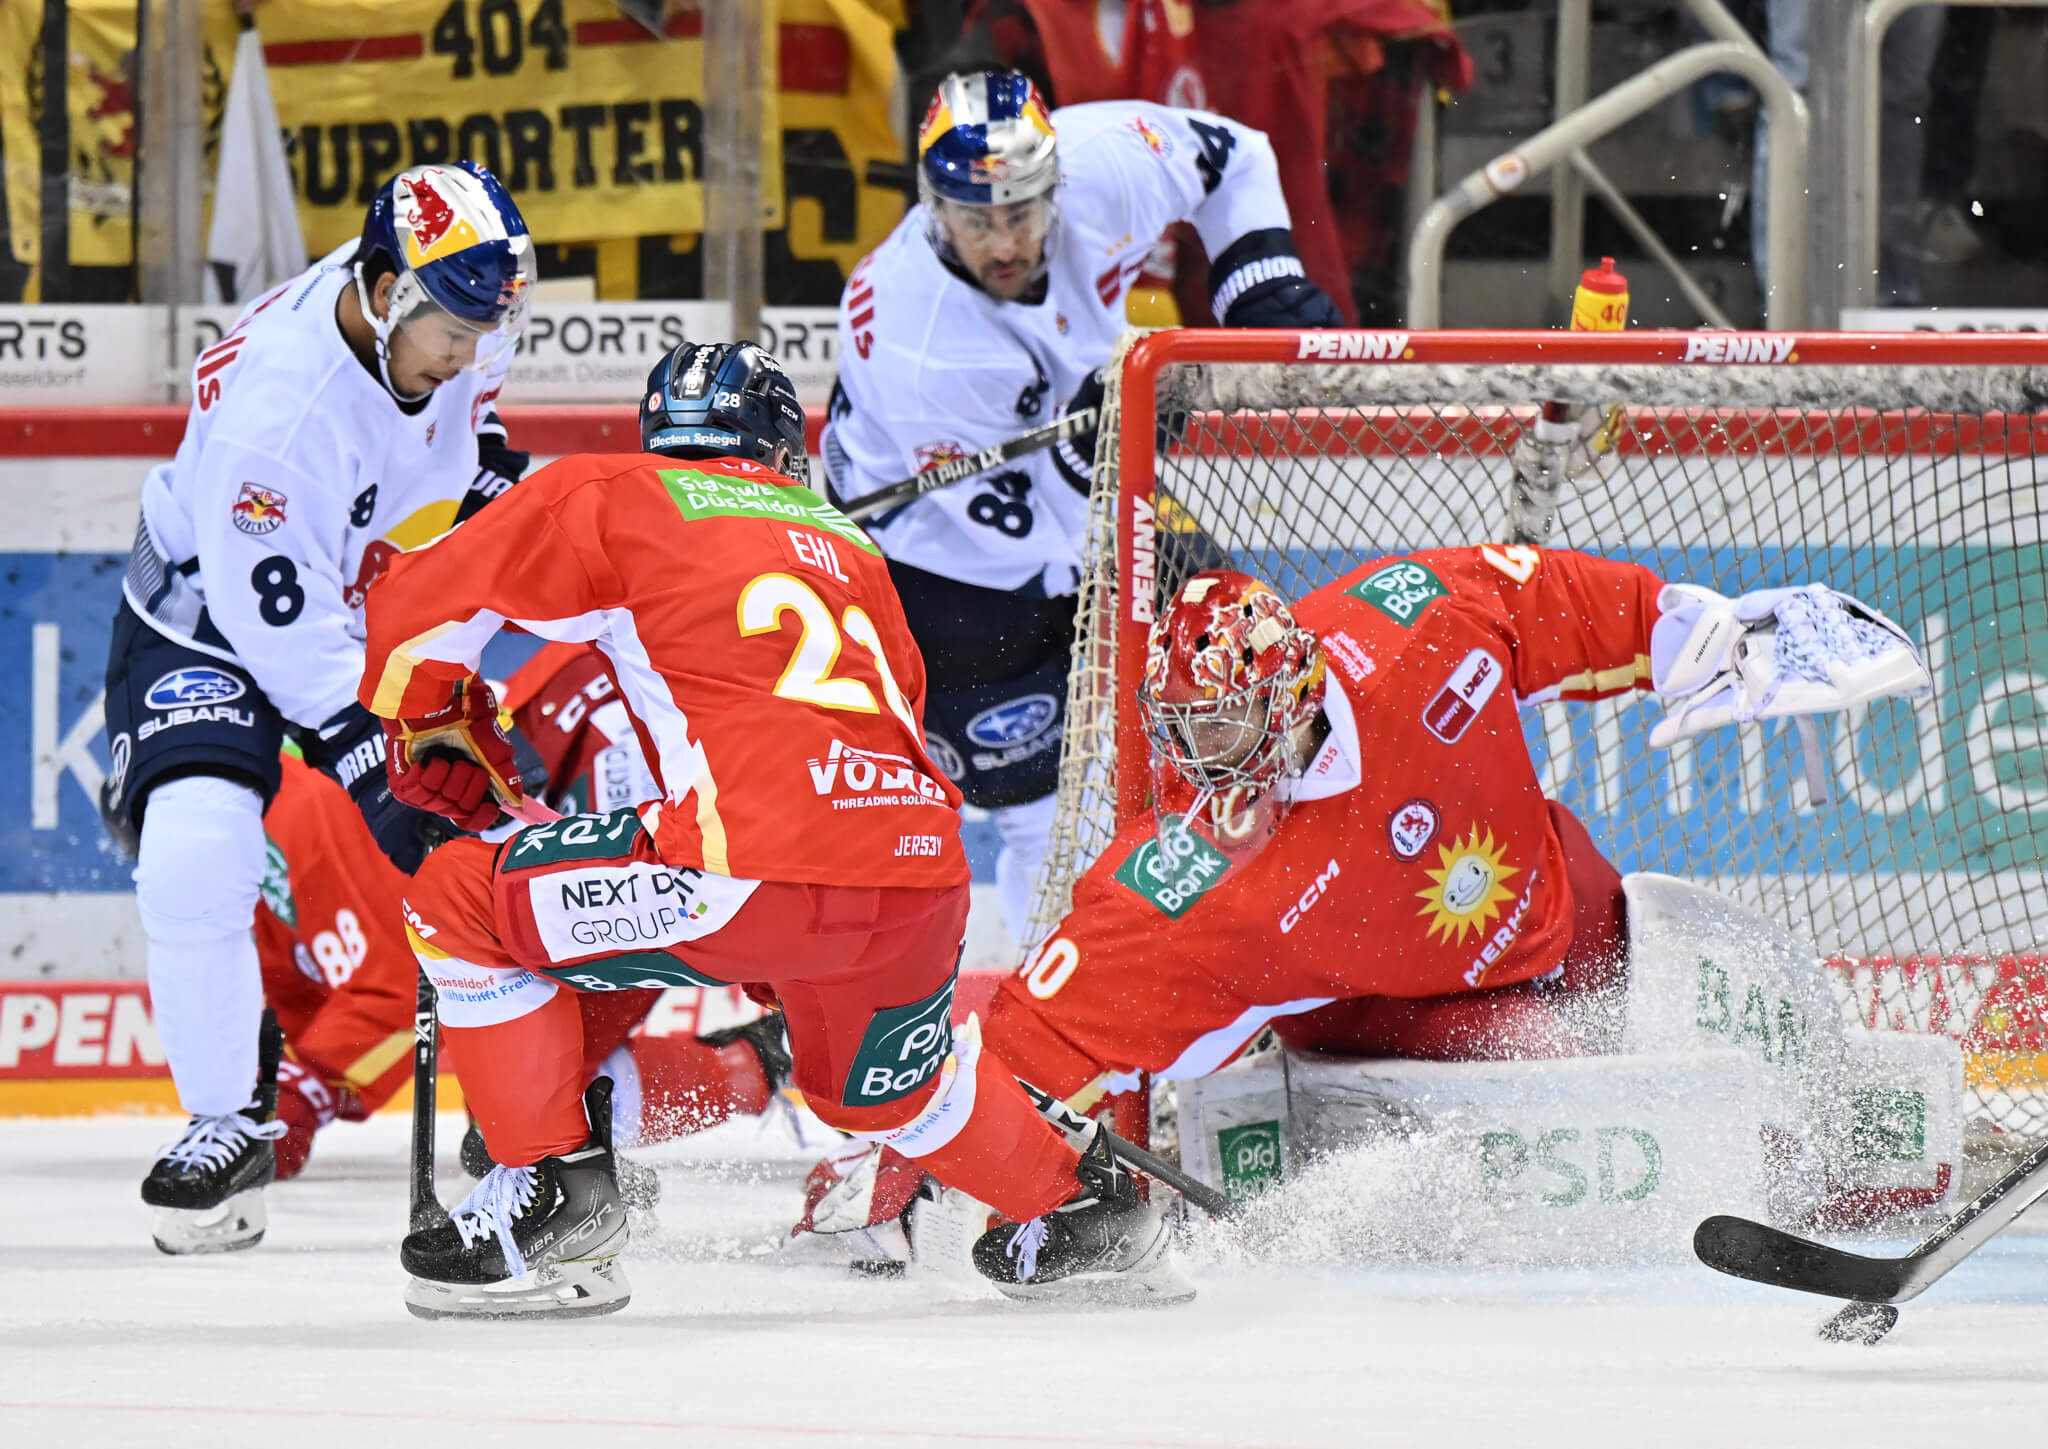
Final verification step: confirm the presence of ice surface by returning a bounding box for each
[3,1112,2046,1448]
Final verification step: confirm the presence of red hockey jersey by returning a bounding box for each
[255,754,418,1113]
[1020,547,1663,1012]
[502,641,659,817]
[361,454,966,889]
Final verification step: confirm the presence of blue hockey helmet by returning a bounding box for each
[641,341,808,483]
[917,72,1061,291]
[352,161,535,393]
[918,71,1060,206]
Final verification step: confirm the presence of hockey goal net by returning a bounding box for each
[1032,328,2048,1141]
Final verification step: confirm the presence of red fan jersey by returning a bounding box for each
[255,754,418,1113]
[361,454,966,888]
[991,546,1664,1084]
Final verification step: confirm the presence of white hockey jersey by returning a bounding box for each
[820,100,1294,596]
[124,245,512,729]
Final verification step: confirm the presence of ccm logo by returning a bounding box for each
[1279,859,1341,934]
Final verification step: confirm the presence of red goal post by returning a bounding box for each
[1037,327,2048,1140]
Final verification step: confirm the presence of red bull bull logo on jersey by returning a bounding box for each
[1128,116,1172,158]
[231,482,289,536]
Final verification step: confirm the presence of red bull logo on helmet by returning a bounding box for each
[399,168,484,269]
[917,97,955,157]
[1022,89,1054,137]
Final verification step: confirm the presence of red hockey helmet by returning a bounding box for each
[1139,570,1327,797]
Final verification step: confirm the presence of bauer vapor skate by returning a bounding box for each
[460,1113,661,1214]
[403,1078,631,1320]
[141,1011,287,1255]
[971,1124,1195,1306]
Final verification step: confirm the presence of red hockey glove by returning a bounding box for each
[273,1059,339,1182]
[386,677,528,832]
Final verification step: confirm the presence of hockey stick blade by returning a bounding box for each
[1694,1132,2048,1304]
[1692,1216,1913,1302]
[839,408,1099,524]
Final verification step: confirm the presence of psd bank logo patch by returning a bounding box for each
[965,693,1058,748]
[845,978,955,1105]
[145,667,247,711]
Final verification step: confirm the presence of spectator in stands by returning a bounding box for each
[1751,0,1945,305]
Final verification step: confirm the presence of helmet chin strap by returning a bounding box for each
[353,264,434,404]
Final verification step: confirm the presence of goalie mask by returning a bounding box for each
[1139,571,1327,868]
[351,162,535,398]
[917,71,1061,299]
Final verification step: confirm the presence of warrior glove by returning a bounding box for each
[1211,229,1344,329]
[385,676,529,833]
[302,703,453,873]
[1051,367,1190,495]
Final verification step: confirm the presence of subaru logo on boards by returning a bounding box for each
[145,668,247,711]
[965,694,1058,748]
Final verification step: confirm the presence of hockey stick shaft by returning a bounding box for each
[1694,1131,2048,1303]
[408,964,450,1233]
[839,407,1099,524]
[1017,1078,1240,1220]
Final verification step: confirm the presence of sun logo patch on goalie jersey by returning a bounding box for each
[1417,826,1519,945]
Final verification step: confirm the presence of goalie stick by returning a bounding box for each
[1693,1132,2048,1305]
[834,408,1100,524]
[1016,1078,1241,1220]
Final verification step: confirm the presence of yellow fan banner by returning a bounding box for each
[2,0,807,267]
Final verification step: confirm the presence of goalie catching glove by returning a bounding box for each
[385,676,530,832]
[1648,583,1932,802]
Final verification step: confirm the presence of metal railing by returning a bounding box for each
[1843,0,2041,311]
[1409,40,1810,329]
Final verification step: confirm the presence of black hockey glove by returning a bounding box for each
[1051,367,1109,494]
[299,703,456,874]
[453,438,531,526]
[1050,368,1190,495]
[1211,228,1344,329]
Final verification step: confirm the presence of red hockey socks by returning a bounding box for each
[442,989,590,1166]
[626,1031,773,1144]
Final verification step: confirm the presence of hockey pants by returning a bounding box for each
[403,835,1080,1222]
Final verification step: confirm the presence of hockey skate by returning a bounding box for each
[141,1011,287,1256]
[970,1125,1195,1306]
[404,1079,631,1320]
[460,1113,661,1213]
[699,1012,793,1094]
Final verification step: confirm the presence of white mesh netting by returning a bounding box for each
[1032,334,2048,1138]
